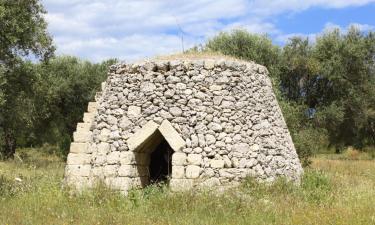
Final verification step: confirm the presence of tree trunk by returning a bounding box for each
[2,129,16,159]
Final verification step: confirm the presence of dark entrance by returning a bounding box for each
[149,139,173,184]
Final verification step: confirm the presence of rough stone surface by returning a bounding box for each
[64,59,303,193]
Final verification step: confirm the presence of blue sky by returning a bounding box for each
[42,0,375,62]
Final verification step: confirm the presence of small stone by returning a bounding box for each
[187,154,202,165]
[119,116,132,129]
[169,107,183,117]
[191,134,198,148]
[164,89,175,98]
[223,155,232,168]
[209,85,222,91]
[210,160,224,168]
[127,106,141,118]
[208,122,222,132]
[205,134,216,145]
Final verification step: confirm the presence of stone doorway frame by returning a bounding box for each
[126,120,185,186]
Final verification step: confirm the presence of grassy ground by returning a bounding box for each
[0,148,374,225]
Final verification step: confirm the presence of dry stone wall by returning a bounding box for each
[64,58,303,194]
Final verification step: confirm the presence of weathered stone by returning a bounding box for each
[70,142,90,153]
[119,116,132,130]
[105,177,132,190]
[208,122,222,132]
[67,153,91,165]
[104,165,118,177]
[158,120,186,151]
[185,165,200,178]
[87,102,98,113]
[210,160,225,168]
[172,166,185,179]
[73,131,92,143]
[127,106,141,118]
[187,154,202,165]
[170,179,194,191]
[107,151,120,164]
[169,107,182,117]
[76,122,91,132]
[65,165,91,177]
[172,152,186,166]
[127,121,159,151]
[83,113,95,123]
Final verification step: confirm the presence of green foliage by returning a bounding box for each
[0,0,54,159]
[313,27,375,148]
[29,56,116,155]
[0,0,55,63]
[206,29,281,76]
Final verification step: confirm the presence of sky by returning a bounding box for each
[42,0,375,62]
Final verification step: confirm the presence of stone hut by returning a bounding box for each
[64,58,303,194]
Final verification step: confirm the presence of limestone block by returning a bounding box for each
[66,153,91,165]
[87,102,98,113]
[92,167,104,178]
[158,120,185,152]
[169,179,194,191]
[199,177,220,188]
[76,122,91,132]
[172,166,185,179]
[70,142,89,153]
[73,131,92,143]
[106,151,120,164]
[172,152,186,166]
[103,165,118,177]
[185,165,200,178]
[98,128,110,142]
[187,154,202,165]
[210,160,225,168]
[127,121,159,151]
[119,151,136,164]
[83,112,95,123]
[97,142,110,154]
[65,176,92,190]
[65,165,91,177]
[118,165,148,177]
[105,177,132,190]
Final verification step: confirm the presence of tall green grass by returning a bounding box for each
[0,149,374,225]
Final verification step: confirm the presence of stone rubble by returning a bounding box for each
[64,58,303,193]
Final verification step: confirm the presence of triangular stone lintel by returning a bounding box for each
[127,120,185,152]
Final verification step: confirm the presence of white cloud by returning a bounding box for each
[324,22,375,32]
[41,0,375,61]
[275,22,374,44]
[248,0,375,16]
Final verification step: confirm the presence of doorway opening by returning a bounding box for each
[149,138,173,184]
[127,120,186,188]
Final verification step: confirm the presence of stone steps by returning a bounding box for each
[64,82,109,190]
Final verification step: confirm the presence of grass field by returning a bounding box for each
[0,148,374,225]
